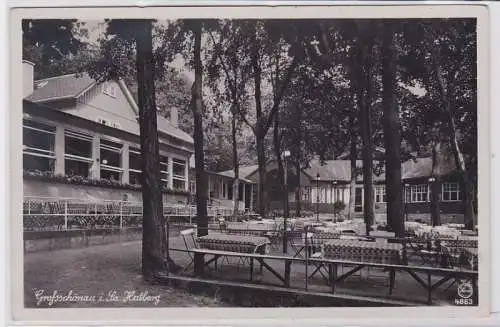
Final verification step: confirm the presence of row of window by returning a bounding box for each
[307,187,346,204]
[302,183,461,204]
[22,119,187,189]
[406,183,461,203]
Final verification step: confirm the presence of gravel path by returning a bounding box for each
[24,240,223,308]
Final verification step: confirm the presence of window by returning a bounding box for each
[442,182,461,202]
[23,119,55,172]
[411,184,429,203]
[404,186,412,203]
[102,82,117,97]
[129,147,142,185]
[172,158,186,190]
[222,183,227,198]
[159,155,169,188]
[100,138,122,181]
[302,187,310,201]
[64,130,93,177]
[190,180,196,194]
[334,188,342,203]
[375,185,387,203]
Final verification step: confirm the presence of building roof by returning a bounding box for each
[218,164,260,181]
[401,156,458,180]
[218,156,458,184]
[26,73,96,103]
[305,160,386,182]
[156,114,193,144]
[24,72,193,145]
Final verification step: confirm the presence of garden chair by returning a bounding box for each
[180,228,199,272]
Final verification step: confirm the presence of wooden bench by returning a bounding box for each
[191,248,303,286]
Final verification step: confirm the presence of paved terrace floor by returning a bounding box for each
[24,240,225,308]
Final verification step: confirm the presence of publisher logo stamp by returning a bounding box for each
[454,279,475,306]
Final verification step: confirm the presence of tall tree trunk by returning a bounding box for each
[191,21,208,239]
[348,109,357,221]
[430,139,441,227]
[252,33,267,217]
[256,135,267,217]
[426,30,474,230]
[135,20,177,280]
[358,40,375,235]
[295,160,301,217]
[273,114,287,218]
[381,22,404,237]
[231,112,239,218]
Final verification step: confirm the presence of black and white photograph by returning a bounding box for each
[9,4,491,322]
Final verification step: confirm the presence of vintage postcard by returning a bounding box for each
[8,2,491,324]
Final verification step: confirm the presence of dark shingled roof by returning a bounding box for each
[401,156,458,179]
[220,155,458,183]
[304,160,386,182]
[26,73,96,102]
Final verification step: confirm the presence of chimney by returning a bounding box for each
[23,60,35,98]
[170,107,178,127]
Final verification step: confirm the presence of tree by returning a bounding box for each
[88,19,180,279]
[206,20,253,217]
[381,21,404,237]
[237,20,302,217]
[133,20,173,279]
[399,19,477,229]
[23,19,87,67]
[185,20,209,240]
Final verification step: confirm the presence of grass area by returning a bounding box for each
[24,240,225,308]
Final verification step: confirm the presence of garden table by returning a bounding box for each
[225,222,277,237]
[198,232,270,254]
[195,232,272,279]
[322,239,403,265]
[441,243,478,271]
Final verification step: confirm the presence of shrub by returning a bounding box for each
[333,201,346,215]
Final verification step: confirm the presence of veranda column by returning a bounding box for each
[121,143,130,184]
[184,158,189,191]
[250,184,254,212]
[54,125,65,175]
[241,182,246,212]
[91,135,100,180]
[167,156,173,189]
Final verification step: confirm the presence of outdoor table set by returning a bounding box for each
[322,239,403,265]
[440,236,478,248]
[441,244,478,270]
[197,232,271,254]
[225,221,278,237]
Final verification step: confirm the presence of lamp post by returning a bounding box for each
[316,173,320,223]
[282,150,291,254]
[404,183,410,223]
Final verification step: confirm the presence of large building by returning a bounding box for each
[22,60,194,204]
[224,156,468,224]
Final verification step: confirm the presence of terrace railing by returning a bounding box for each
[23,196,235,231]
